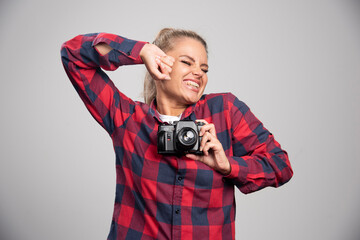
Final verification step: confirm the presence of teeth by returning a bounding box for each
[184,81,199,88]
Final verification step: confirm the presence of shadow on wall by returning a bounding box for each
[0,221,15,240]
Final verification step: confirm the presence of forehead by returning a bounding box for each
[168,37,208,62]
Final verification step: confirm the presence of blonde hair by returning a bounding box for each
[143,28,208,104]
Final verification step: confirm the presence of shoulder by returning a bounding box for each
[199,92,232,104]
[199,92,248,112]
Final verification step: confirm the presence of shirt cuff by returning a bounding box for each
[92,33,147,64]
[222,157,248,184]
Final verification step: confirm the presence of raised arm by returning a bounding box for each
[225,94,293,194]
[60,33,147,134]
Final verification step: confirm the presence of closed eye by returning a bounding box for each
[180,57,208,73]
[181,60,191,66]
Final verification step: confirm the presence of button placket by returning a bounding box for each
[172,165,185,239]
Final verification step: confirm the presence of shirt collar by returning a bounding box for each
[149,99,199,122]
[149,99,162,122]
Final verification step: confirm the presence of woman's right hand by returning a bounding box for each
[140,43,175,80]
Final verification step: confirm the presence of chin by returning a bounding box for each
[183,94,202,105]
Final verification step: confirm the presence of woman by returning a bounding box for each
[61,28,293,240]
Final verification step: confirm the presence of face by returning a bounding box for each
[156,37,209,106]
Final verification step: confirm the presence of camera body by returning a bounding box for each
[157,120,204,155]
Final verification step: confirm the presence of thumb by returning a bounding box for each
[185,154,200,161]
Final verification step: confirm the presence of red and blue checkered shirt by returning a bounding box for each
[61,33,293,240]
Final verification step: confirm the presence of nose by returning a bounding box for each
[192,65,204,78]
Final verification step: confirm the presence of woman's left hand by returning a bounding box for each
[186,120,231,175]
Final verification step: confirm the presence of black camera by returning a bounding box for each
[157,120,205,155]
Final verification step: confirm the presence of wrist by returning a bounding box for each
[139,43,150,63]
[221,163,231,176]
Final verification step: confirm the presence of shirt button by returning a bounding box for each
[175,209,180,214]
[178,176,183,181]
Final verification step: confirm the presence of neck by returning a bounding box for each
[155,96,187,116]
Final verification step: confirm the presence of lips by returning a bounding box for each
[183,79,200,91]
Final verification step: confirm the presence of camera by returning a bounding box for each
[157,120,205,155]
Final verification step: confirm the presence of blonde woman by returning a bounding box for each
[61,28,293,240]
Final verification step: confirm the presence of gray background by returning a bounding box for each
[0,0,359,239]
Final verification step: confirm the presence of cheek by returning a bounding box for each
[202,77,208,87]
[171,63,190,77]
[169,66,178,78]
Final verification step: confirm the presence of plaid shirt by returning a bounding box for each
[61,33,293,240]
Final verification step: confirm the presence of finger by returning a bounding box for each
[155,58,171,80]
[200,131,215,151]
[157,56,173,74]
[151,67,170,80]
[156,58,167,73]
[158,62,172,79]
[199,123,216,137]
[202,141,216,156]
[160,55,175,67]
[161,61,173,74]
[207,123,216,136]
[196,119,209,136]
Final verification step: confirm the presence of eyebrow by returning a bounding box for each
[179,55,209,68]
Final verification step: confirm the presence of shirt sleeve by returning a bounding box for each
[224,93,293,194]
[60,33,147,135]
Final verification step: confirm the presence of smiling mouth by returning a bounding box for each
[184,80,200,89]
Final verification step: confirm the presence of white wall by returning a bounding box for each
[0,0,359,239]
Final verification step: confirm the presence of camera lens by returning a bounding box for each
[183,130,195,142]
[177,127,197,150]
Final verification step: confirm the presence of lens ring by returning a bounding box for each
[177,127,197,149]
